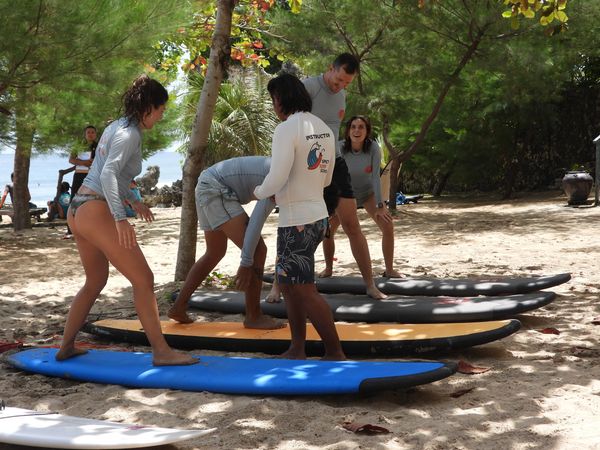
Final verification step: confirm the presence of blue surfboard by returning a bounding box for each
[7,348,457,396]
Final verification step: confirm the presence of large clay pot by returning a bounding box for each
[562,171,593,205]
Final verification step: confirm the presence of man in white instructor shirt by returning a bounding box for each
[254,73,345,360]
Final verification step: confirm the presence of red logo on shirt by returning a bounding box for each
[365,165,372,173]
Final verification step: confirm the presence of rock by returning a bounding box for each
[136,165,160,196]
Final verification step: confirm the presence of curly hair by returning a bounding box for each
[121,75,168,126]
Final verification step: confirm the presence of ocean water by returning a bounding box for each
[0,150,185,207]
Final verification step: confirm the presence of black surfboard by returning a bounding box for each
[262,273,570,297]
[180,289,556,323]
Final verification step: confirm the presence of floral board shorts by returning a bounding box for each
[275,218,328,284]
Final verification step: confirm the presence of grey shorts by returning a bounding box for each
[275,218,328,284]
[355,191,374,208]
[195,172,244,231]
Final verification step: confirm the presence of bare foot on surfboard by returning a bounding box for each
[167,306,195,324]
[318,267,333,278]
[278,348,306,360]
[55,346,88,361]
[244,315,287,330]
[264,288,283,303]
[153,350,199,366]
[321,352,346,361]
[382,270,403,278]
[366,285,387,300]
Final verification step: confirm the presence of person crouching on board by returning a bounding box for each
[168,155,285,330]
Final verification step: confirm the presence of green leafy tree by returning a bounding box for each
[0,0,190,231]
[269,0,583,206]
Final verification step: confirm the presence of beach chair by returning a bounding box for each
[0,206,48,222]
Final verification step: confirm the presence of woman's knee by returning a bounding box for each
[128,267,154,292]
[340,216,362,236]
[82,273,108,296]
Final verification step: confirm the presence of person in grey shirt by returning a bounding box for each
[339,115,401,277]
[56,75,197,367]
[168,156,285,329]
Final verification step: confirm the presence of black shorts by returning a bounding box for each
[331,157,354,199]
[275,218,328,284]
[71,172,88,199]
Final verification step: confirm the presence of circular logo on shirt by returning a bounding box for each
[365,165,373,174]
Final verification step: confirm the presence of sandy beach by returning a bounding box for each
[1,190,600,450]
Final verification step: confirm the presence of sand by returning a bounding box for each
[1,190,599,450]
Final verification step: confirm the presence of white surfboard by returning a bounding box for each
[0,406,216,449]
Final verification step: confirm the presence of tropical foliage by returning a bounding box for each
[177,68,277,166]
[266,0,598,199]
[0,0,191,230]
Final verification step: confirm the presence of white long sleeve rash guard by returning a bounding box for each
[254,111,335,227]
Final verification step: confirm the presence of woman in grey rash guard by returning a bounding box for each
[55,75,197,367]
[335,115,401,278]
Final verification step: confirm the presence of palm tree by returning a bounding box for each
[178,67,277,166]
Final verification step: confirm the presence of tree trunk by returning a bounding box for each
[387,159,402,211]
[502,159,518,200]
[12,96,35,232]
[174,0,236,281]
[55,167,76,203]
[432,169,453,197]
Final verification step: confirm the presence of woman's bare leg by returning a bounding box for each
[56,210,108,360]
[335,198,387,299]
[364,197,402,278]
[60,201,196,366]
[318,214,340,278]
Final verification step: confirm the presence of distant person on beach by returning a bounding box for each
[0,174,13,209]
[168,155,285,330]
[70,125,98,194]
[334,115,401,277]
[253,73,345,360]
[47,181,71,221]
[65,125,98,238]
[56,75,197,366]
[266,53,386,303]
[0,172,36,209]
